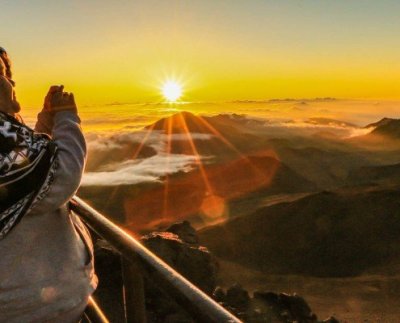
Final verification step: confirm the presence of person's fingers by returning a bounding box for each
[66,93,75,105]
[45,87,77,114]
[47,85,63,95]
[45,86,63,111]
[64,92,74,105]
[51,91,63,103]
[48,85,59,93]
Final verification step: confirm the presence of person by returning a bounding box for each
[0,47,97,322]
[0,48,20,119]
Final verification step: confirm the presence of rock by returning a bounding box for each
[279,293,314,319]
[213,286,226,303]
[141,228,218,294]
[254,291,317,322]
[140,222,218,322]
[254,291,278,304]
[166,221,199,245]
[225,283,251,310]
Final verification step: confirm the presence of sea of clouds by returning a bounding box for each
[82,154,202,186]
[82,130,213,186]
[19,99,391,187]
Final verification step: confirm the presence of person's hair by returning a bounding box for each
[0,57,5,76]
[0,47,13,79]
[0,47,20,115]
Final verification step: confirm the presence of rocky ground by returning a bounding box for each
[93,221,338,322]
[218,259,400,322]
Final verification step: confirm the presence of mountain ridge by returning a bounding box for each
[365,117,400,139]
[199,185,400,277]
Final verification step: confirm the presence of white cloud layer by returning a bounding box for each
[82,153,207,186]
[262,119,372,138]
[85,131,213,154]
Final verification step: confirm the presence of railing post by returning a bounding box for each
[121,256,147,323]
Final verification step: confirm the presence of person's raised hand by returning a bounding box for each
[45,85,78,115]
[43,85,63,112]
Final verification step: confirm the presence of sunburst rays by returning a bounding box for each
[163,116,173,219]
[123,110,278,230]
[176,113,227,223]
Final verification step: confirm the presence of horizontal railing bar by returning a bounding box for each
[84,296,110,323]
[70,196,242,323]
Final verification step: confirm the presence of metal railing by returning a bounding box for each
[70,196,242,323]
[83,296,110,323]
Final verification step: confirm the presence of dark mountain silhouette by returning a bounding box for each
[365,117,397,129]
[347,118,400,153]
[148,111,215,134]
[145,111,267,159]
[366,118,400,139]
[148,111,265,135]
[347,163,400,185]
[199,186,400,277]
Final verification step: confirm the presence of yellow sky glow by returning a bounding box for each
[2,1,400,110]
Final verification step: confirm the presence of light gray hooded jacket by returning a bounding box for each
[0,110,97,322]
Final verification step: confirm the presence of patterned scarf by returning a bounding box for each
[0,111,58,240]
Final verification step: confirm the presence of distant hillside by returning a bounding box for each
[347,163,400,185]
[147,111,261,137]
[345,118,400,152]
[124,155,316,231]
[365,117,397,129]
[146,111,267,158]
[148,111,215,134]
[267,143,371,189]
[366,118,400,139]
[80,155,316,232]
[148,111,265,134]
[199,186,400,277]
[81,112,400,238]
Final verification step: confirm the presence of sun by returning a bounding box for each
[162,80,182,102]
